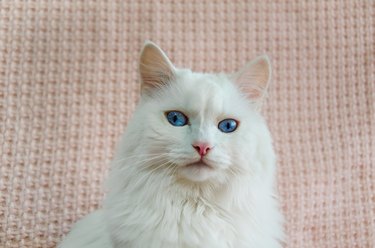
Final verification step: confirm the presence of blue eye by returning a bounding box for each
[218,119,238,133]
[166,111,188,126]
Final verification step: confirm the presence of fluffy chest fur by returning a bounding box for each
[105,170,280,248]
[108,190,236,247]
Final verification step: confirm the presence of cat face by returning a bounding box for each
[135,41,271,184]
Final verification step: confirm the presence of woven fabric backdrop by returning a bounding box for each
[1,1,374,247]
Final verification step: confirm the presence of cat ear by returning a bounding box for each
[139,41,176,96]
[233,55,272,104]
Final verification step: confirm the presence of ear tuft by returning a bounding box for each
[234,55,272,103]
[139,41,175,96]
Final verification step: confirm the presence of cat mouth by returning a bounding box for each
[178,159,216,182]
[185,160,213,169]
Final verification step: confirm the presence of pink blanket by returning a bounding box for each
[0,1,374,247]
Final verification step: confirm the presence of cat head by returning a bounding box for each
[129,41,273,185]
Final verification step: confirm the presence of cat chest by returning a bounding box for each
[129,200,236,248]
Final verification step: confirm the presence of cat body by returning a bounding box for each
[59,42,284,248]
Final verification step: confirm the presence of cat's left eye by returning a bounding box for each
[166,111,188,127]
[218,119,238,133]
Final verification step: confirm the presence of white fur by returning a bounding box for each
[59,43,284,248]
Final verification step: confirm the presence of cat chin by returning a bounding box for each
[177,162,218,182]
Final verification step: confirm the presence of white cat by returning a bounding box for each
[59,41,284,248]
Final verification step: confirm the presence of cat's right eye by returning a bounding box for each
[218,118,238,133]
[165,111,188,127]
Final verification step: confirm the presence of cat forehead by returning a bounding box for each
[177,71,227,96]
[160,70,242,116]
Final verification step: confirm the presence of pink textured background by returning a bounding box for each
[0,1,374,247]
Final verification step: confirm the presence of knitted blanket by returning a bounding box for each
[0,1,374,247]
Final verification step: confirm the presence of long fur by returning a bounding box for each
[59,43,284,248]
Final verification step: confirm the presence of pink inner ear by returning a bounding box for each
[139,42,175,96]
[248,89,263,99]
[235,56,271,101]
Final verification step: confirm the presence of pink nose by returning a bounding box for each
[192,143,211,157]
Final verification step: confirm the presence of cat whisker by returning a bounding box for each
[112,152,167,165]
[139,157,171,170]
[112,154,158,163]
[131,160,176,189]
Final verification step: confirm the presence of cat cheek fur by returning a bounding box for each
[58,41,284,248]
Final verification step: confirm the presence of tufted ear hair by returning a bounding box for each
[139,41,176,96]
[233,55,272,106]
